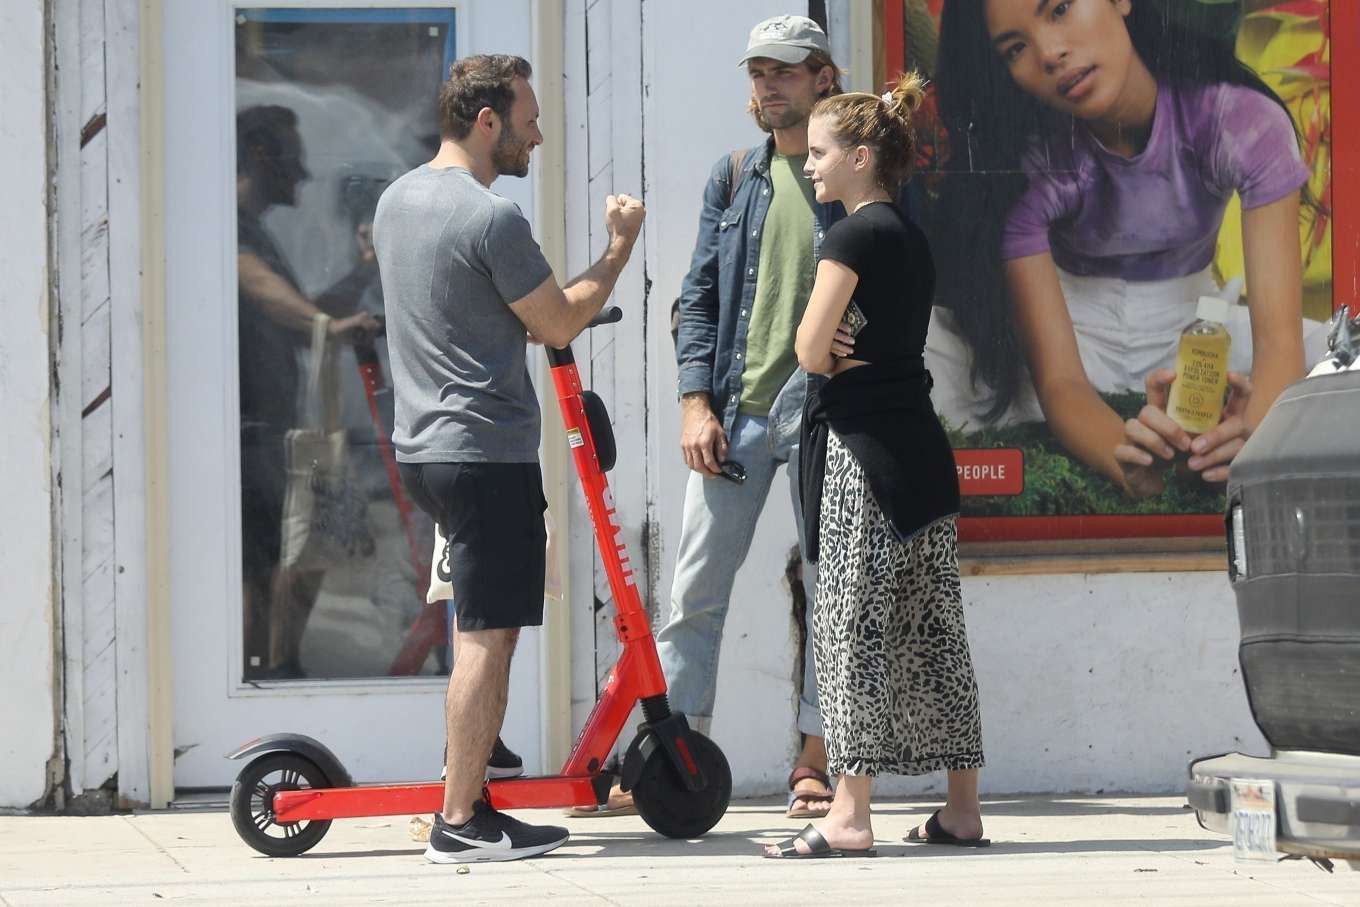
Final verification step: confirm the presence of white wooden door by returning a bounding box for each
[164,0,544,788]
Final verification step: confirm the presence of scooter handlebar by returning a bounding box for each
[587,306,623,328]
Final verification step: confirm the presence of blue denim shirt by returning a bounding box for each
[675,139,842,442]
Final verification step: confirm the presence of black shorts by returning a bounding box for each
[398,461,547,631]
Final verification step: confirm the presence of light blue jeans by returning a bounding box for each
[656,412,822,737]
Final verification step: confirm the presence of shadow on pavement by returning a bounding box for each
[851,797,1197,819]
[513,832,1225,861]
[296,848,425,859]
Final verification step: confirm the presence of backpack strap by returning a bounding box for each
[727,148,751,208]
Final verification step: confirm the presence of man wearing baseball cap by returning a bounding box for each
[574,15,846,821]
[667,13,848,819]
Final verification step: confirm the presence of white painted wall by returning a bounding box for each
[559,0,1269,797]
[881,572,1265,796]
[0,2,59,809]
[52,0,125,800]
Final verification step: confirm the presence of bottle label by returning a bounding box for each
[1170,344,1227,433]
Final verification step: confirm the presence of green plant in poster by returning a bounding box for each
[948,394,1226,518]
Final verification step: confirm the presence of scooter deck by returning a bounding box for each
[274,775,602,822]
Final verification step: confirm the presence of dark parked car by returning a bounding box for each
[1188,308,1360,871]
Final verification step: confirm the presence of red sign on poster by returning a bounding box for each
[954,449,1023,496]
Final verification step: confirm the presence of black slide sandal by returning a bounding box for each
[765,824,878,859]
[904,810,991,847]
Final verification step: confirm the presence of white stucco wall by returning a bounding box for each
[0,3,59,809]
[881,572,1265,795]
[610,0,1267,797]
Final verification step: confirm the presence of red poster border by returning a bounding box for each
[882,0,905,84]
[882,0,1351,544]
[1331,0,1357,308]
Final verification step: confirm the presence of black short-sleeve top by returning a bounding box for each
[816,201,935,364]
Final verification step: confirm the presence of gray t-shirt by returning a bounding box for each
[374,165,553,463]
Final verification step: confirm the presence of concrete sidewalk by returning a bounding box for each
[2,796,1357,905]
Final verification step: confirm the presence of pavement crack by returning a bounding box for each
[1246,873,1350,907]
[1158,841,1350,905]
[529,862,622,905]
[121,815,191,875]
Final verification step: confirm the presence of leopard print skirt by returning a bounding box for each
[813,430,985,777]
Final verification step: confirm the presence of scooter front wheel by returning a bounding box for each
[632,732,732,839]
[229,752,333,857]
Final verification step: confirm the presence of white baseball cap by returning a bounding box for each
[738,15,832,66]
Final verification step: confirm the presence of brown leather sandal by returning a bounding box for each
[562,785,637,817]
[785,766,834,819]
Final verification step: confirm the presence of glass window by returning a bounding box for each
[234,8,456,680]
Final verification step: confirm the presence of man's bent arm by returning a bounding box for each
[314,257,378,317]
[238,251,327,333]
[509,235,635,348]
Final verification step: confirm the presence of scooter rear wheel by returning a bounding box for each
[229,752,332,857]
[632,732,732,839]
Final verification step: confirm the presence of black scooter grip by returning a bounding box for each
[587,306,623,328]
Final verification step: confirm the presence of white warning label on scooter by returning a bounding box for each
[566,428,585,449]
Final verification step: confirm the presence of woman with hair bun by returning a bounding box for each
[764,73,987,860]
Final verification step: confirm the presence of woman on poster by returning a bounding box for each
[925,0,1328,497]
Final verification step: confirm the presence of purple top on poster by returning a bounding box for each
[1001,80,1310,281]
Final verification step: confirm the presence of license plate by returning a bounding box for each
[1230,779,1277,862]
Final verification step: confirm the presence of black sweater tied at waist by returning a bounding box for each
[800,358,961,564]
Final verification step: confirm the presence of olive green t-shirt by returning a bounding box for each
[739,153,817,416]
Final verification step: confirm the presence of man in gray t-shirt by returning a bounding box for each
[373,54,644,865]
[379,165,551,463]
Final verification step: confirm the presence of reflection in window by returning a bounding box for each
[234,9,456,681]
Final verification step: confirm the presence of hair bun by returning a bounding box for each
[889,71,927,117]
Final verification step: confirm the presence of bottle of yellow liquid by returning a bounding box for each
[1168,295,1232,434]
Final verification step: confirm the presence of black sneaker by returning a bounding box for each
[424,802,568,864]
[486,737,525,779]
[441,736,525,781]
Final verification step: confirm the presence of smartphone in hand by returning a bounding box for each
[842,300,868,337]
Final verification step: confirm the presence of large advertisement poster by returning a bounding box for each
[895,0,1333,541]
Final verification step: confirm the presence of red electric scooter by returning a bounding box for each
[227,307,732,857]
